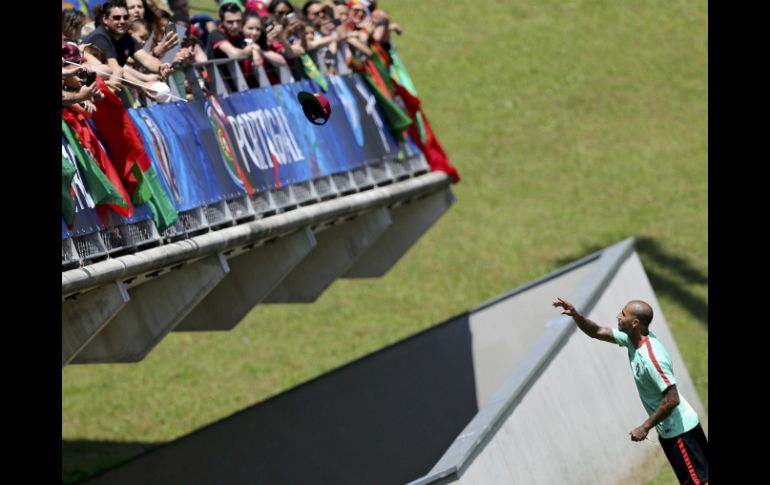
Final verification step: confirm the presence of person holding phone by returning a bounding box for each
[241,10,287,87]
[205,1,259,91]
[83,0,173,90]
[265,0,309,81]
[62,42,104,110]
[125,0,179,59]
[302,2,341,74]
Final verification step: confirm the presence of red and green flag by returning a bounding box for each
[90,78,178,232]
[61,111,134,218]
[352,41,411,142]
[61,154,77,226]
[393,82,459,183]
[300,54,328,92]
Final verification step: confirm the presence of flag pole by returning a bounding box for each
[63,60,190,103]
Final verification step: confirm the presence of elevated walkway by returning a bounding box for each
[63,171,454,366]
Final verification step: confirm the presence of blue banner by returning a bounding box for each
[218,89,310,190]
[62,73,424,241]
[332,74,402,166]
[183,100,247,201]
[129,106,213,212]
[203,94,269,194]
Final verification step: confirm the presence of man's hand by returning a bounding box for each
[79,100,97,115]
[153,31,179,58]
[159,63,173,80]
[62,60,83,78]
[629,425,649,442]
[552,297,578,317]
[172,46,195,66]
[104,75,123,92]
[266,23,283,42]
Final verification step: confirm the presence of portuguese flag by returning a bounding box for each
[362,41,459,183]
[394,82,459,183]
[90,77,178,232]
[61,154,76,227]
[300,54,328,92]
[61,111,133,218]
[347,40,413,141]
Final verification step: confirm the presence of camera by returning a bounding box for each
[78,69,97,86]
[286,12,296,22]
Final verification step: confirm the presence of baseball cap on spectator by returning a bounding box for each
[297,91,332,125]
[245,0,269,16]
[62,41,84,64]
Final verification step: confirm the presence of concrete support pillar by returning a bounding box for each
[263,208,392,303]
[62,281,130,367]
[71,253,230,364]
[174,228,317,332]
[344,188,455,278]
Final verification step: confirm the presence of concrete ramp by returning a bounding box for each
[85,238,705,485]
[411,239,706,485]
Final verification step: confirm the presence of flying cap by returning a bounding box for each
[298,91,332,125]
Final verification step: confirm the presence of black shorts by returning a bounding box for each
[658,423,708,484]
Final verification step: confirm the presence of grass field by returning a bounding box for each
[62,1,707,483]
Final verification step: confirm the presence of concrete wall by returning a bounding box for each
[86,314,479,485]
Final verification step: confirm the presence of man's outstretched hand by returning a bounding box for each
[552,297,578,317]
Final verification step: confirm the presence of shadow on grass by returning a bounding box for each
[553,237,708,327]
[62,440,164,484]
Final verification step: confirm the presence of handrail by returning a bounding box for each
[63,171,451,297]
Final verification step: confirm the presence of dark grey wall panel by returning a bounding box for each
[87,315,478,485]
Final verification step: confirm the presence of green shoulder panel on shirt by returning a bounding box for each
[611,328,630,348]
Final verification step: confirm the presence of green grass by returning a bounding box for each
[62,1,707,483]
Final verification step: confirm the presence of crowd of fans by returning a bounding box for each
[62,0,404,112]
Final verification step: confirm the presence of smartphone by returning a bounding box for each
[165,22,176,35]
[286,12,296,22]
[78,69,97,85]
[181,25,194,47]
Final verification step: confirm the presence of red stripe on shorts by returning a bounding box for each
[676,436,700,485]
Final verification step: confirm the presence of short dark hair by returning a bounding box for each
[101,0,129,18]
[268,0,295,14]
[301,0,319,17]
[219,2,244,20]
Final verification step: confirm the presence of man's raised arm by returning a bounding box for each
[552,297,615,343]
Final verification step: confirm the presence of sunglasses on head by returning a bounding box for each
[110,14,130,21]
